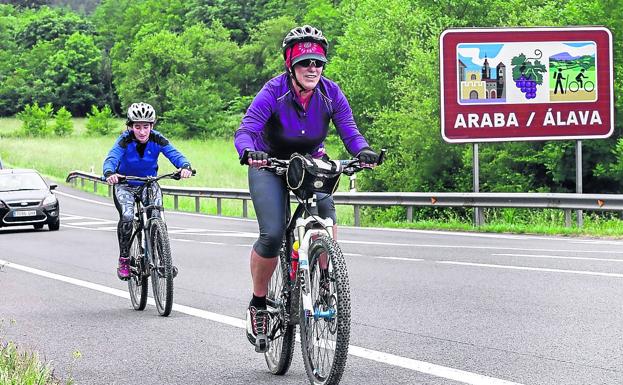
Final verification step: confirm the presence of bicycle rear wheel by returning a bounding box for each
[149,218,173,316]
[265,245,296,375]
[300,235,350,385]
[128,229,148,310]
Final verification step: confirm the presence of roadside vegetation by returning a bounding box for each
[2,119,622,236]
[0,320,75,385]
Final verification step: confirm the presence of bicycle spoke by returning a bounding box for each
[264,242,296,375]
[301,235,350,385]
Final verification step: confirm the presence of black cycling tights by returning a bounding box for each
[112,183,162,257]
[248,167,336,258]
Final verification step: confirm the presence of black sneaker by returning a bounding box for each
[246,305,270,353]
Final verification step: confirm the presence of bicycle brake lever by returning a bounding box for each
[378,149,387,165]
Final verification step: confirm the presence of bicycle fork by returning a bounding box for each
[295,216,335,321]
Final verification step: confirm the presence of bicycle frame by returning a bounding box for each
[293,205,335,320]
[127,182,165,276]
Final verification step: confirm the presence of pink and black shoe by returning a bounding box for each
[117,257,130,280]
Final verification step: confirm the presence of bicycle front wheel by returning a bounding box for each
[265,245,296,375]
[300,235,350,385]
[128,230,148,310]
[149,218,173,316]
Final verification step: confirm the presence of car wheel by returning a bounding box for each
[33,224,44,229]
[49,218,60,231]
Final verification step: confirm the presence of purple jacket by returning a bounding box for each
[234,73,369,160]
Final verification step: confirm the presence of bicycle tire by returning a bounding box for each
[128,229,148,310]
[265,245,296,374]
[568,81,579,92]
[584,81,595,92]
[149,218,173,316]
[300,235,350,385]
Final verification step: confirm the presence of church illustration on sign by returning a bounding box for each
[458,55,506,103]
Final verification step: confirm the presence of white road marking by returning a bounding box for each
[375,257,424,262]
[492,253,623,263]
[61,224,115,232]
[0,259,524,385]
[339,240,623,254]
[437,261,623,278]
[58,215,623,256]
[65,221,116,226]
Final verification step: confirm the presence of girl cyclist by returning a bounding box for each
[103,102,193,280]
[234,25,379,351]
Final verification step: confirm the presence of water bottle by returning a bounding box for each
[289,240,299,281]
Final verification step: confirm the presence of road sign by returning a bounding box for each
[440,27,613,143]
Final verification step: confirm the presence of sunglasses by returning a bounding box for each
[296,59,326,68]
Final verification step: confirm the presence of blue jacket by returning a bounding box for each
[103,130,190,186]
[234,73,369,160]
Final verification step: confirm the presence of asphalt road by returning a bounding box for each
[1,184,621,385]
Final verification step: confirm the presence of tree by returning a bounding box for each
[0,0,50,9]
[44,32,102,114]
[15,5,94,48]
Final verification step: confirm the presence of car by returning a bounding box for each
[0,169,60,231]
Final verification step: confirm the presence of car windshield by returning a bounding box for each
[0,173,48,192]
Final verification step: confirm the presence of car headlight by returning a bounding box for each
[42,195,57,206]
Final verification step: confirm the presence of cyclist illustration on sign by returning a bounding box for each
[103,102,193,281]
[575,68,588,89]
[233,25,379,354]
[567,67,594,93]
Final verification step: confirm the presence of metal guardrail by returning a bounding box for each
[66,170,623,227]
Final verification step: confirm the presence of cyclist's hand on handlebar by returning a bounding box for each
[106,173,121,184]
[246,150,269,168]
[356,148,379,169]
[178,168,193,179]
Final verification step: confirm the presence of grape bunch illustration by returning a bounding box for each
[511,50,546,100]
[515,75,537,99]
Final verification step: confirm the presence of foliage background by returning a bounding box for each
[0,0,621,213]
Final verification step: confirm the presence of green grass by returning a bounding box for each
[0,320,75,385]
[2,118,623,236]
[0,341,66,385]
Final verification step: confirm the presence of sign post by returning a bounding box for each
[440,27,613,227]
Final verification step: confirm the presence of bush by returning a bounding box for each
[16,103,54,137]
[53,107,73,136]
[85,105,115,135]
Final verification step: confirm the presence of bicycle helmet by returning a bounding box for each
[282,25,328,52]
[282,25,329,91]
[127,102,156,124]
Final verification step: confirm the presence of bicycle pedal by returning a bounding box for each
[255,334,269,353]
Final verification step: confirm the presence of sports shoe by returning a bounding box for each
[246,305,270,353]
[117,257,130,280]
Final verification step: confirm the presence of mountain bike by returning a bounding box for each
[113,170,194,317]
[262,151,385,385]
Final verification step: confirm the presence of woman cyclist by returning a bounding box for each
[234,25,379,351]
[103,102,193,280]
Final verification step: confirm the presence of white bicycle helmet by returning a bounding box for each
[282,25,328,53]
[127,102,156,123]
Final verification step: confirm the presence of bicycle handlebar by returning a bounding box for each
[264,149,386,176]
[101,169,197,184]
